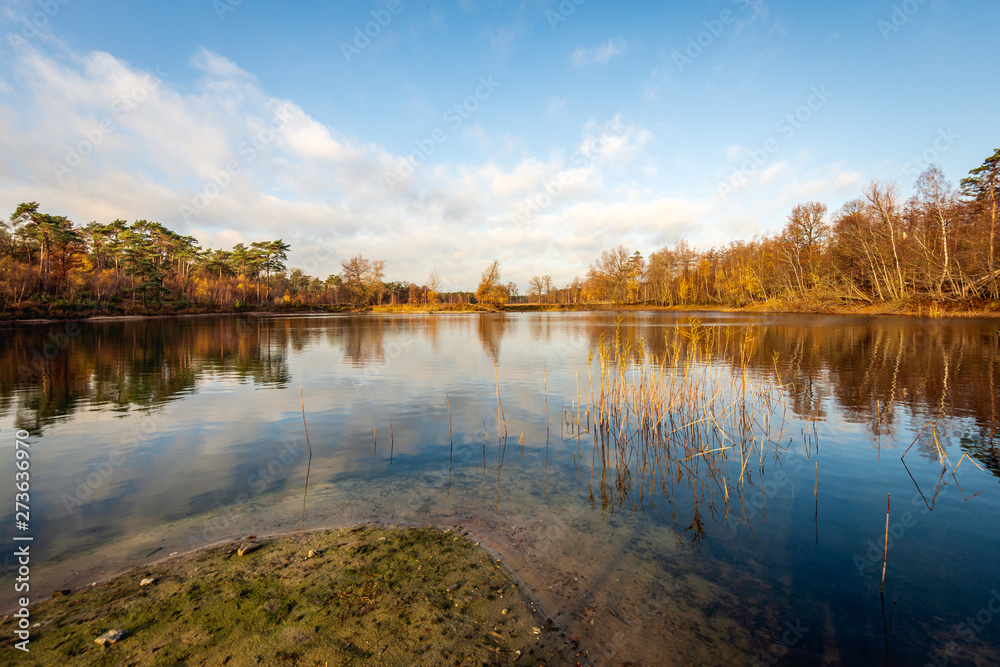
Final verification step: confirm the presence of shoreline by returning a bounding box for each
[2,300,998,325]
[0,523,581,665]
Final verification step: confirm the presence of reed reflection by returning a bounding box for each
[2,313,997,467]
[551,314,1000,457]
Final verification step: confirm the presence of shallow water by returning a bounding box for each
[1,311,998,665]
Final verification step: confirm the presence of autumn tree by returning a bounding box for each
[475,259,508,308]
[864,180,908,300]
[916,165,959,295]
[587,245,635,303]
[781,202,829,293]
[830,199,880,301]
[427,269,442,304]
[340,254,385,306]
[646,245,679,305]
[408,282,423,305]
[626,252,644,302]
[542,274,554,303]
[528,275,544,301]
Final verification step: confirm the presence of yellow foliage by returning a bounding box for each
[194,276,213,302]
[678,278,694,303]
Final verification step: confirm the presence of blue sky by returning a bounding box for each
[1,0,997,290]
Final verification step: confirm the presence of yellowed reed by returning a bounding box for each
[582,319,790,528]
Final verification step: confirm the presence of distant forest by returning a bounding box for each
[1,148,997,318]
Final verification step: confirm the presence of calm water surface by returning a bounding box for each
[1,312,998,665]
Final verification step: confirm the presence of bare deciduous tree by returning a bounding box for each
[341,254,385,306]
[865,180,907,299]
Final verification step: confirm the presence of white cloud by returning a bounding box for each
[0,42,677,286]
[772,163,862,203]
[760,161,787,185]
[0,38,857,291]
[482,157,559,200]
[833,169,863,191]
[570,37,628,66]
[578,115,652,166]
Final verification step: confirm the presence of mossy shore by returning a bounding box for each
[0,525,578,666]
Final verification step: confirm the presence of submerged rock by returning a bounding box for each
[95,629,125,646]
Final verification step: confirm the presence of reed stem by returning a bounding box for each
[881,493,890,593]
[494,362,507,440]
[300,385,312,529]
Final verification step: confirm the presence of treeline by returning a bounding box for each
[2,149,997,317]
[0,203,298,313]
[575,151,1000,309]
[0,205,471,316]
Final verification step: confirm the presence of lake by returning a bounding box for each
[1,311,998,665]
